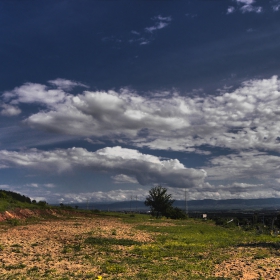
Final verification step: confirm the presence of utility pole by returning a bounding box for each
[185,189,188,215]
[130,195,132,212]
[135,195,138,212]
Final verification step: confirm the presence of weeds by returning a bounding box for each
[62,242,82,254]
[0,212,279,279]
[10,243,22,253]
[27,266,40,274]
[102,262,126,274]
[4,263,26,270]
[10,243,22,247]
[84,236,141,246]
[7,219,20,226]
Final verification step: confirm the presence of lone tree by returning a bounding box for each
[145,185,187,219]
[145,185,175,218]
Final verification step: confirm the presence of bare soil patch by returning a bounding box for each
[1,213,280,279]
[214,246,280,280]
[0,215,153,279]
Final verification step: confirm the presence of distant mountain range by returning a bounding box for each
[67,198,280,212]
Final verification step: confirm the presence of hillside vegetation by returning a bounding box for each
[0,190,48,212]
[1,190,280,279]
[0,190,43,212]
[0,212,279,279]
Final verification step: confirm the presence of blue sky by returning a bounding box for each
[1,0,280,203]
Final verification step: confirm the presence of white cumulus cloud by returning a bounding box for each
[206,150,280,182]
[229,0,263,13]
[0,146,207,189]
[3,76,280,154]
[0,104,21,116]
[3,83,66,105]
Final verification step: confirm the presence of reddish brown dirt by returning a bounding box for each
[1,210,280,279]
[0,214,153,279]
[214,247,280,279]
[0,208,88,222]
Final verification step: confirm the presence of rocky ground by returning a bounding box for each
[0,210,280,279]
[0,213,153,279]
[214,246,280,280]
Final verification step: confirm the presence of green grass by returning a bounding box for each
[0,199,44,212]
[0,211,279,279]
[3,263,26,270]
[80,214,280,279]
[135,219,277,278]
[85,236,142,246]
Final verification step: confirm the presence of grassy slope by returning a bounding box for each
[0,189,47,212]
[80,213,280,279]
[0,199,43,212]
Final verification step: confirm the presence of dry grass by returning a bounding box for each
[0,212,280,279]
[0,215,153,279]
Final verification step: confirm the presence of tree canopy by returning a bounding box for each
[0,189,31,204]
[145,185,174,217]
[145,185,186,219]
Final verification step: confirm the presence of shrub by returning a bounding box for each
[7,219,20,226]
[165,207,187,219]
[38,201,47,207]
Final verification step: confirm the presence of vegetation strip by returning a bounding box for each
[1,190,280,279]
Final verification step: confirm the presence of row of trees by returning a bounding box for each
[145,185,186,219]
[0,190,32,204]
[0,190,48,206]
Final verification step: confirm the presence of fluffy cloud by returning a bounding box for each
[112,174,138,184]
[2,181,280,203]
[64,185,280,202]
[3,76,280,153]
[33,182,280,202]
[236,0,254,3]
[166,182,279,201]
[240,5,262,13]
[0,104,21,116]
[3,79,86,106]
[0,184,10,189]
[227,6,236,14]
[228,0,262,13]
[60,188,150,203]
[206,150,280,181]
[272,0,280,11]
[0,146,206,189]
[3,82,66,105]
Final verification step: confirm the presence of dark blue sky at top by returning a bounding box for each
[1,0,280,203]
[1,0,280,94]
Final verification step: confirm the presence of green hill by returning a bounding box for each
[0,189,46,212]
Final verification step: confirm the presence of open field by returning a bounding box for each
[0,212,280,279]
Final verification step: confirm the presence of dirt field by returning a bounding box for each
[0,213,280,279]
[0,214,153,279]
[214,246,280,279]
